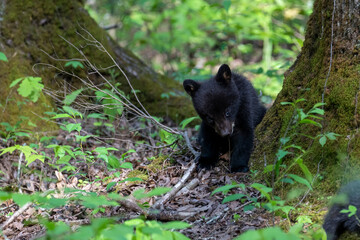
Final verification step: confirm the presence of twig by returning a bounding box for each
[118,198,197,221]
[175,178,199,197]
[152,161,197,209]
[184,131,200,157]
[17,143,26,193]
[103,24,119,31]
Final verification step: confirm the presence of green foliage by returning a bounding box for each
[234,225,326,240]
[10,76,44,102]
[0,144,44,166]
[159,128,179,145]
[0,185,185,239]
[0,51,8,62]
[63,88,83,105]
[95,89,124,121]
[86,0,313,98]
[212,99,339,239]
[340,205,357,217]
[0,120,30,143]
[179,116,200,129]
[64,60,84,69]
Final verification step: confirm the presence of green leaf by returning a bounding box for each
[26,154,45,165]
[250,183,272,200]
[162,221,191,230]
[87,113,107,119]
[276,149,291,161]
[222,0,231,12]
[280,101,294,106]
[13,77,44,102]
[65,123,82,133]
[0,52,8,62]
[319,136,327,147]
[288,174,312,190]
[312,102,326,108]
[106,182,117,191]
[280,137,290,145]
[51,113,72,119]
[340,205,357,217]
[308,108,324,115]
[65,61,84,69]
[298,119,322,127]
[243,204,256,212]
[57,155,72,164]
[119,162,133,169]
[63,106,83,118]
[107,155,120,169]
[211,183,245,195]
[280,178,294,184]
[179,116,200,129]
[296,158,313,183]
[263,164,274,173]
[14,132,30,137]
[63,88,83,105]
[222,194,247,203]
[12,193,32,207]
[326,132,340,140]
[10,77,23,88]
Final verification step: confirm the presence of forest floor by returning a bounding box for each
[0,117,278,240]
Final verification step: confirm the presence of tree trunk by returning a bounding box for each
[252,0,360,191]
[0,1,194,131]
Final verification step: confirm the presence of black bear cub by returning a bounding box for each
[183,64,266,172]
[323,180,360,240]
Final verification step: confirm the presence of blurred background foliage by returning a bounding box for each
[85,0,313,103]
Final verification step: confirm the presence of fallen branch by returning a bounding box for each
[118,197,197,221]
[147,209,197,221]
[0,202,32,230]
[152,161,197,209]
[175,178,200,197]
[184,131,200,157]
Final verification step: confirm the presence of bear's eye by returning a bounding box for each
[225,111,231,118]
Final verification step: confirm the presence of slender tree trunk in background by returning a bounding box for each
[252,0,360,191]
[0,1,194,131]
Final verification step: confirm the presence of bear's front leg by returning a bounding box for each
[229,130,254,172]
[197,122,221,170]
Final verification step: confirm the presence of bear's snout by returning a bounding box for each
[215,120,234,137]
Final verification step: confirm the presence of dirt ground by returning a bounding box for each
[0,118,274,240]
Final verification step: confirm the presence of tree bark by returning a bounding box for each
[0,1,194,131]
[252,0,360,191]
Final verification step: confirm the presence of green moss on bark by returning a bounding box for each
[0,1,195,133]
[252,0,360,195]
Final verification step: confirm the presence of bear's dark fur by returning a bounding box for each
[183,64,266,172]
[323,180,360,240]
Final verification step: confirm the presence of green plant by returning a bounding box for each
[0,144,44,166]
[86,0,313,99]
[10,76,44,102]
[0,120,30,143]
[340,205,360,225]
[212,99,339,238]
[0,51,8,62]
[64,60,84,69]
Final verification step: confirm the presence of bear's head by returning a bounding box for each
[183,64,240,137]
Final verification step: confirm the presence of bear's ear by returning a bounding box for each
[183,79,200,97]
[215,64,232,84]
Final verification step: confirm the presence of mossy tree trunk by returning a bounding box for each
[252,0,360,191]
[0,1,194,132]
